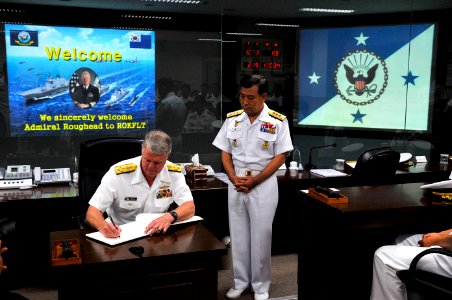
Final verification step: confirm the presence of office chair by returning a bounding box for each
[77,137,143,228]
[351,147,400,181]
[397,248,452,300]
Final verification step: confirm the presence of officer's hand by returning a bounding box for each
[243,176,257,192]
[232,175,249,192]
[145,214,172,235]
[101,222,122,238]
[230,175,245,185]
[420,232,443,247]
[235,176,257,193]
[0,240,7,272]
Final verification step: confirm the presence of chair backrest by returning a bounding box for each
[78,137,143,217]
[352,147,400,180]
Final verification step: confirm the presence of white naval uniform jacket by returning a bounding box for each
[88,156,193,225]
[212,103,293,171]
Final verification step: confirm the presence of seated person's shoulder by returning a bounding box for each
[113,157,140,175]
[114,163,137,175]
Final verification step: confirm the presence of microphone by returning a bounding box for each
[304,143,336,171]
[61,240,75,259]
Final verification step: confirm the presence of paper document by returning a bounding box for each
[85,213,203,246]
[420,180,452,189]
[310,169,347,177]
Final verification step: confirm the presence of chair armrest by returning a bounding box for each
[409,248,452,272]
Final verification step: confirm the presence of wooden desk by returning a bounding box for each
[272,163,450,254]
[276,161,450,189]
[297,182,452,300]
[50,222,226,300]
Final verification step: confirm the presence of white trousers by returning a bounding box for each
[370,234,452,300]
[228,174,278,294]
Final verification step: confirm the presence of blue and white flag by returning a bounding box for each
[297,23,435,131]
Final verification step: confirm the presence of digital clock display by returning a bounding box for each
[243,49,261,57]
[241,38,283,71]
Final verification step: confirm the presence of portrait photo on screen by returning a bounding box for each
[4,24,156,137]
[296,23,436,133]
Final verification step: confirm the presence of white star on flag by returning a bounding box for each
[355,32,369,45]
[308,72,321,84]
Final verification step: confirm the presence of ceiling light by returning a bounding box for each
[112,26,154,30]
[121,14,172,20]
[300,8,355,14]
[1,21,32,25]
[197,38,237,43]
[0,9,25,13]
[225,32,263,36]
[198,38,222,42]
[256,23,299,28]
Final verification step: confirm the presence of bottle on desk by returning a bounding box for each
[289,161,298,176]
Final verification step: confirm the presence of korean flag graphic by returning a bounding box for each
[129,33,152,49]
[297,23,435,131]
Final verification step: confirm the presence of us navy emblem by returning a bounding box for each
[334,49,388,106]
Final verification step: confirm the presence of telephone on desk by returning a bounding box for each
[0,165,72,189]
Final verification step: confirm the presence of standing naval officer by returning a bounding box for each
[212,74,293,300]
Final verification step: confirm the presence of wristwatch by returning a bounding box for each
[169,210,178,224]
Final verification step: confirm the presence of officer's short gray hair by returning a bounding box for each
[142,130,172,155]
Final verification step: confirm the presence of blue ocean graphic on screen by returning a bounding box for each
[297,23,435,132]
[5,24,156,137]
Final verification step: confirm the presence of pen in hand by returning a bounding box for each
[108,214,121,238]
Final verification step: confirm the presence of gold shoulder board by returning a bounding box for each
[115,163,137,175]
[226,109,244,118]
[268,109,286,121]
[166,163,182,173]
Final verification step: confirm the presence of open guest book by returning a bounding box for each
[86,213,203,247]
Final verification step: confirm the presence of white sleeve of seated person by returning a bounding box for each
[170,171,193,206]
[370,234,452,300]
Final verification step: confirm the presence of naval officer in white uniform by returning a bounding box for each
[213,74,293,300]
[86,130,195,238]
